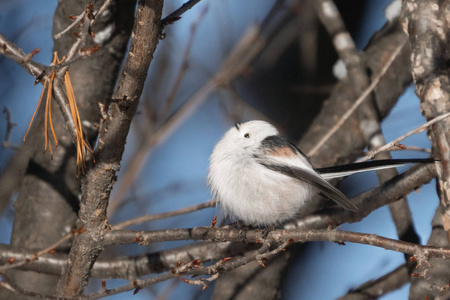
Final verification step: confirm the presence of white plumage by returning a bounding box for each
[208,120,433,227]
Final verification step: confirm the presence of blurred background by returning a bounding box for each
[0,0,437,299]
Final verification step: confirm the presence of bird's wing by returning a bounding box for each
[260,162,358,212]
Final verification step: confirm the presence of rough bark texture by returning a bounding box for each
[400,1,450,298]
[0,0,136,298]
[56,0,164,296]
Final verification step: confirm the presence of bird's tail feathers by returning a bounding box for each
[317,158,435,179]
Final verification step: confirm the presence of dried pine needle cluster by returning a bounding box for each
[24,52,92,175]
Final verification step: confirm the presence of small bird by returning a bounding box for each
[207,120,433,227]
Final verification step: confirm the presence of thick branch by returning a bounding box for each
[401,1,450,298]
[56,0,164,296]
[338,264,409,300]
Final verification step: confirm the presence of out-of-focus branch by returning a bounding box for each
[2,108,18,150]
[160,5,208,120]
[160,0,202,30]
[0,232,73,272]
[56,0,164,297]
[338,264,409,300]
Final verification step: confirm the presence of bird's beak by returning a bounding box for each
[235,122,241,130]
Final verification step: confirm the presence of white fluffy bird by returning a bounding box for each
[208,120,433,227]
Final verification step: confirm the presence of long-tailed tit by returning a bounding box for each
[208,120,434,227]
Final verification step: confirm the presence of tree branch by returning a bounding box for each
[160,0,202,30]
[56,0,164,297]
[0,241,249,279]
[101,227,450,258]
[401,1,450,297]
[338,264,409,300]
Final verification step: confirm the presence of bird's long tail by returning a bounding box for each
[316,158,435,180]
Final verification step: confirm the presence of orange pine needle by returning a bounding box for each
[24,76,49,141]
[25,51,91,174]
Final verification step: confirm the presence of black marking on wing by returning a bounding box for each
[316,158,435,175]
[260,135,311,162]
[261,163,358,212]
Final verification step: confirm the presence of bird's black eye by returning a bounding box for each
[244,133,250,138]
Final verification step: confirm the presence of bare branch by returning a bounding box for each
[0,241,249,279]
[2,108,19,150]
[160,5,208,120]
[338,264,409,300]
[160,0,202,30]
[0,34,47,83]
[0,232,73,272]
[102,227,450,259]
[359,112,450,162]
[56,0,164,296]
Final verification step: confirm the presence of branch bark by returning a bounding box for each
[0,0,136,298]
[56,0,164,296]
[400,0,450,298]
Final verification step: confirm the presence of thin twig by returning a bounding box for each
[84,242,271,299]
[362,145,431,156]
[0,232,73,272]
[54,0,111,40]
[0,273,59,299]
[0,34,46,82]
[307,38,407,157]
[160,5,208,120]
[2,108,18,150]
[357,111,450,162]
[53,12,85,40]
[161,0,202,30]
[95,0,113,22]
[112,200,216,229]
[338,264,409,299]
